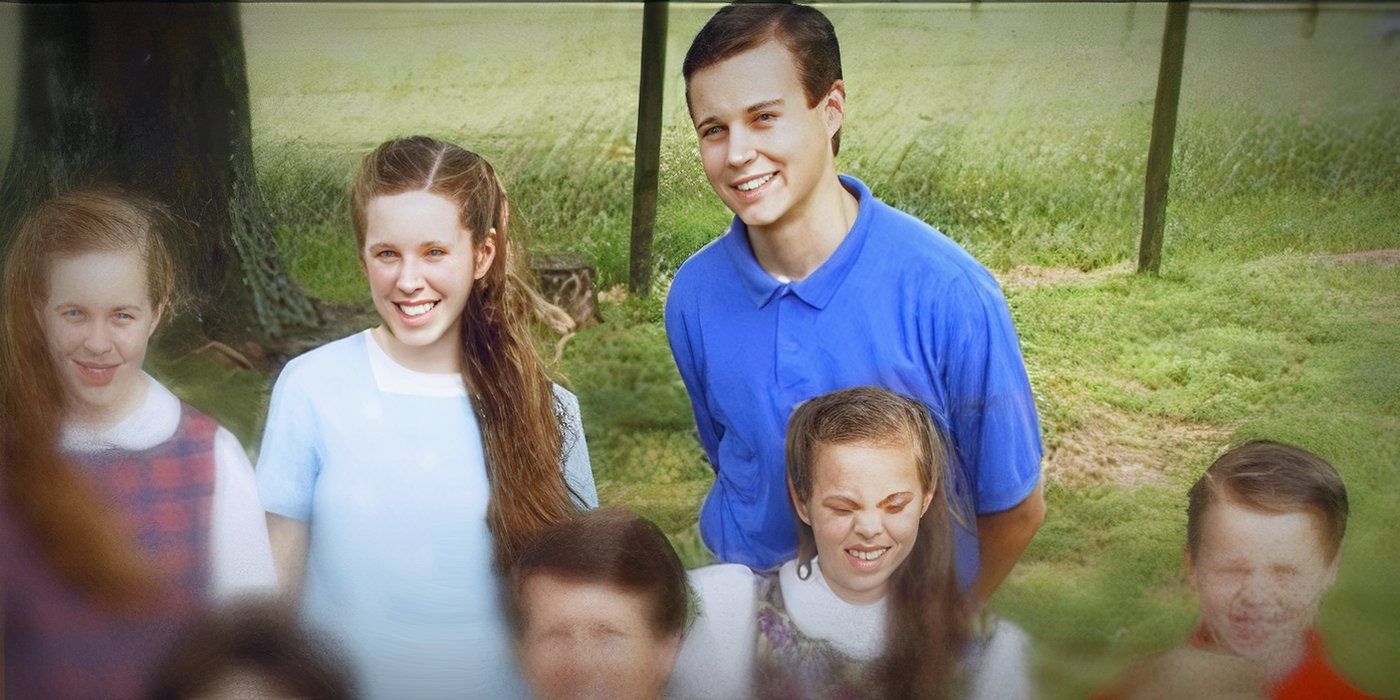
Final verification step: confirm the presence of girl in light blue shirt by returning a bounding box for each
[257,136,597,699]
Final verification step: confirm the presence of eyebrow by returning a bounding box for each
[694,98,786,131]
[746,98,784,114]
[587,621,626,637]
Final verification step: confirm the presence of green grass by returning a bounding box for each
[995,256,1400,697]
[138,4,1400,698]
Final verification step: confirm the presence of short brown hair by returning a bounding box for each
[683,1,844,156]
[1186,440,1349,561]
[506,507,691,640]
[148,601,354,699]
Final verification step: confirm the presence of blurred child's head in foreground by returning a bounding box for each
[507,507,690,700]
[148,601,354,700]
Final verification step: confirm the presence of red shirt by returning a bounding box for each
[1189,623,1376,700]
[1271,629,1376,700]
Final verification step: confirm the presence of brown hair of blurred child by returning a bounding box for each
[148,600,354,699]
[506,507,690,700]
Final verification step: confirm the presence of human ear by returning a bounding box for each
[1322,549,1341,590]
[659,634,682,671]
[788,476,812,526]
[821,79,846,140]
[918,488,934,517]
[474,230,499,281]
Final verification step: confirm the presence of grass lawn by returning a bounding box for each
[148,4,1400,697]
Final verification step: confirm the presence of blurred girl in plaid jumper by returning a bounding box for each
[1,188,276,699]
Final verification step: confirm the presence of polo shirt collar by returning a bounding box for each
[721,174,876,310]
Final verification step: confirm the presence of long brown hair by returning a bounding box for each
[350,136,582,570]
[785,386,973,699]
[1,187,182,609]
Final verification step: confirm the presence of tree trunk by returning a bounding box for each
[0,4,318,341]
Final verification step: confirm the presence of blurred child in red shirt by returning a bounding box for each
[1103,441,1376,700]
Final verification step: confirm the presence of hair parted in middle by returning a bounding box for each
[682,0,845,156]
[350,135,584,570]
[785,385,974,699]
[505,507,692,641]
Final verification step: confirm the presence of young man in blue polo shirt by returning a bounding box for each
[665,2,1045,601]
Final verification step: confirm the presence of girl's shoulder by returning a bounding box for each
[670,564,763,699]
[964,615,1033,700]
[275,331,372,388]
[550,382,581,410]
[688,563,762,620]
[689,562,761,587]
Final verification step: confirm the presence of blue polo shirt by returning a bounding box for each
[664,175,1042,582]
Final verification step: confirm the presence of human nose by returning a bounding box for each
[1233,571,1274,610]
[852,510,882,539]
[727,127,756,169]
[82,319,115,355]
[395,256,425,295]
[549,643,600,692]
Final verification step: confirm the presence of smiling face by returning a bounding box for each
[362,190,496,373]
[1188,498,1339,668]
[794,441,933,605]
[42,248,160,426]
[516,574,680,700]
[688,40,842,232]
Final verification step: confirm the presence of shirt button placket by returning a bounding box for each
[776,289,803,391]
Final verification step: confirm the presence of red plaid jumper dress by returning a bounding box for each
[3,404,217,700]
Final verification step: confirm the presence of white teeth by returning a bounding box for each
[399,302,436,317]
[849,548,888,561]
[736,173,774,192]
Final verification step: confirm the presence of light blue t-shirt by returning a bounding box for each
[256,330,597,699]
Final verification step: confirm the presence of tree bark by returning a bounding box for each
[627,0,667,298]
[0,4,318,340]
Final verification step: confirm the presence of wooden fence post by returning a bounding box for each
[1138,0,1190,274]
[629,0,668,297]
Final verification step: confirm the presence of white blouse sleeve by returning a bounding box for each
[554,385,598,509]
[208,426,278,600]
[966,618,1034,700]
[667,564,760,700]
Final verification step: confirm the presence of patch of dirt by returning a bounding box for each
[996,261,1133,290]
[1370,295,1400,324]
[1043,406,1232,490]
[1316,249,1400,267]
